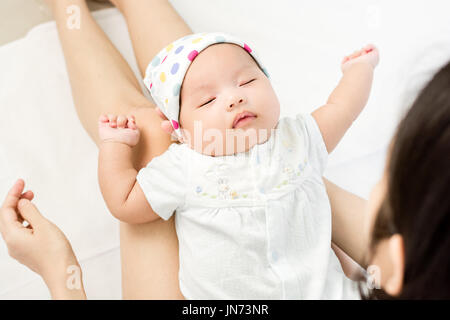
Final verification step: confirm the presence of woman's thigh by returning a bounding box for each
[113,0,192,299]
[122,105,184,299]
[48,0,185,298]
[120,217,183,299]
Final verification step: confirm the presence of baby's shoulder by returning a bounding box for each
[277,113,328,174]
[276,114,314,143]
[278,113,311,130]
[146,142,185,168]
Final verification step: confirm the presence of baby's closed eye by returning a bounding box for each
[199,97,216,108]
[239,79,256,86]
[197,78,257,108]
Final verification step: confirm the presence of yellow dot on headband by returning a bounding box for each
[160,72,166,82]
[165,98,168,104]
[166,43,174,52]
[192,38,203,44]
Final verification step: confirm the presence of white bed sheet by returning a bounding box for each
[0,0,449,299]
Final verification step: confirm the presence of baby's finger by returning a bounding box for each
[349,50,362,59]
[108,114,117,128]
[364,44,375,53]
[128,122,136,130]
[127,116,137,130]
[99,114,109,123]
[117,115,127,128]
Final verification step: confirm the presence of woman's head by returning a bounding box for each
[364,60,450,299]
[144,32,280,157]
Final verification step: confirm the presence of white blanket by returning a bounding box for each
[1,0,449,299]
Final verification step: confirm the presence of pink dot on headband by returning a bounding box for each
[188,50,199,61]
[172,120,179,129]
[244,44,252,53]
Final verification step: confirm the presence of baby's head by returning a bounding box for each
[144,33,280,156]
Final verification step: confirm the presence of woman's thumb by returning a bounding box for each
[17,199,45,226]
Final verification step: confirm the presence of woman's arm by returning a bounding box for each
[0,180,86,300]
[43,255,86,300]
[324,178,369,268]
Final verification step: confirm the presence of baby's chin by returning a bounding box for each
[183,125,275,157]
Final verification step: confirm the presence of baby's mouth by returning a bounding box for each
[232,111,257,129]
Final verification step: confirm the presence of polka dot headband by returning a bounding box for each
[143,32,269,139]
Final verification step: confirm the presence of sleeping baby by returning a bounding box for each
[97,32,379,299]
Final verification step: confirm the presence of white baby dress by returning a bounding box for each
[136,113,360,300]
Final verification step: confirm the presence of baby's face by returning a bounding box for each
[179,43,280,156]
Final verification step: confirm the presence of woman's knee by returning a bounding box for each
[130,106,173,168]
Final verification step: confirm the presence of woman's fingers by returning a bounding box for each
[17,199,46,228]
[21,190,34,201]
[1,179,25,210]
[0,181,34,225]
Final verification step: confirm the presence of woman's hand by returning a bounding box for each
[0,179,86,299]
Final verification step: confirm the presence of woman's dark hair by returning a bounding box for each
[362,60,450,299]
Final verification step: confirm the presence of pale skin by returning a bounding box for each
[0,0,395,299]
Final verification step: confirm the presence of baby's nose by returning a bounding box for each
[228,98,244,109]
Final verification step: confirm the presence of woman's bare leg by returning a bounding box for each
[114,0,191,77]
[47,0,190,298]
[110,0,192,299]
[48,0,153,145]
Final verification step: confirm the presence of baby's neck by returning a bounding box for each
[182,123,278,157]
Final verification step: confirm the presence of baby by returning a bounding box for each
[97,32,379,299]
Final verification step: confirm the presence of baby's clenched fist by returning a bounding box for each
[341,44,379,72]
[98,114,140,147]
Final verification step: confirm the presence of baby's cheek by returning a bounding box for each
[261,93,280,120]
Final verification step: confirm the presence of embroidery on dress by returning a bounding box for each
[195,162,248,200]
[193,132,308,198]
[272,147,307,190]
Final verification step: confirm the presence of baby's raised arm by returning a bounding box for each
[312,44,379,153]
[97,114,160,224]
